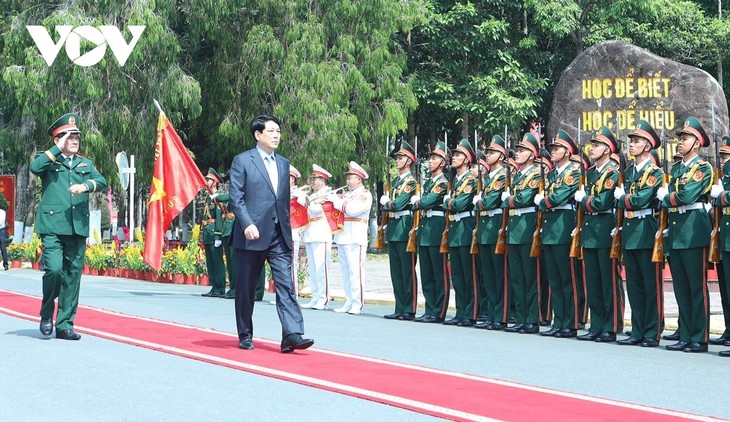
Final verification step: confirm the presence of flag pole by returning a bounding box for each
[153,99,164,114]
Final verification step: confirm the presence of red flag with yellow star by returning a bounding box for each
[143,111,207,271]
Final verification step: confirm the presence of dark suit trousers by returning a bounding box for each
[0,228,8,267]
[234,224,304,340]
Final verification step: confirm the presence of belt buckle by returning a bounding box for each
[625,211,633,219]
[509,209,516,216]
[448,214,455,222]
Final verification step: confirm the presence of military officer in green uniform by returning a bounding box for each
[216,187,236,299]
[503,134,541,334]
[473,135,509,330]
[575,126,622,342]
[443,139,478,326]
[657,117,713,353]
[411,141,450,323]
[381,141,419,320]
[570,151,589,329]
[536,148,554,326]
[711,137,730,356]
[614,121,664,347]
[201,168,227,297]
[32,113,107,340]
[536,130,581,338]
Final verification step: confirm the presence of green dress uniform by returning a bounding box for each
[217,194,237,298]
[383,144,418,318]
[414,151,449,321]
[32,113,107,335]
[202,168,227,297]
[660,118,713,350]
[712,141,730,343]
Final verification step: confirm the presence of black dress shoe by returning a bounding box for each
[422,315,444,323]
[224,290,236,299]
[709,336,730,345]
[281,334,314,353]
[576,331,599,341]
[239,335,254,350]
[202,290,224,297]
[474,321,491,329]
[457,319,475,327]
[594,332,616,343]
[384,312,403,320]
[39,317,53,336]
[55,329,81,340]
[617,337,642,346]
[519,323,539,334]
[442,316,461,326]
[477,314,490,322]
[665,341,689,351]
[398,313,415,321]
[662,331,680,341]
[641,339,660,347]
[487,322,507,331]
[683,342,708,353]
[413,314,428,322]
[541,327,561,337]
[555,328,577,338]
[504,323,524,333]
[719,349,730,357]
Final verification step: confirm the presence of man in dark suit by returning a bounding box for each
[229,114,314,353]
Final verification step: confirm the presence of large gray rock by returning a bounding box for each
[548,40,728,159]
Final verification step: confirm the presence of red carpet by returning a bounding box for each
[0,290,720,421]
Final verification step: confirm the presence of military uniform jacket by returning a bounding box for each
[538,162,580,245]
[445,171,477,247]
[202,194,225,244]
[503,165,540,245]
[31,145,107,237]
[713,160,730,251]
[383,172,417,242]
[660,155,712,249]
[333,186,372,246]
[215,194,234,238]
[476,166,508,245]
[579,161,618,248]
[302,186,333,243]
[616,158,663,250]
[415,172,448,247]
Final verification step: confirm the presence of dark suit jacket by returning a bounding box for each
[229,147,292,251]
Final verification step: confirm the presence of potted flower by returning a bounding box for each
[7,243,25,268]
[26,233,42,269]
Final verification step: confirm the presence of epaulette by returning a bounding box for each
[571,162,581,171]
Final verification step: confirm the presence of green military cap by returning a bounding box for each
[476,151,488,169]
[452,138,476,164]
[676,117,710,147]
[394,140,416,162]
[628,120,660,149]
[47,113,80,138]
[549,129,578,154]
[591,126,618,153]
[507,149,517,169]
[570,150,589,171]
[720,136,730,155]
[205,167,222,184]
[536,148,554,170]
[486,135,507,156]
[516,133,539,157]
[430,141,448,159]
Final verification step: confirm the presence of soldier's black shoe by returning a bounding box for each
[487,322,507,331]
[398,313,415,321]
[683,342,708,353]
[419,315,443,323]
[457,319,475,327]
[477,314,490,322]
[640,339,660,347]
[39,318,53,336]
[224,290,236,299]
[55,329,81,340]
[504,323,524,333]
[442,317,461,326]
[662,331,680,341]
[616,337,642,346]
[541,327,561,337]
[202,290,224,297]
[384,312,403,320]
[413,314,429,322]
[474,321,491,329]
[594,332,616,343]
[519,323,539,334]
[555,328,577,338]
[576,331,599,341]
[719,349,730,357]
[709,335,730,345]
[665,341,689,351]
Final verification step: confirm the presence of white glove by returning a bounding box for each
[711,184,723,199]
[501,191,510,201]
[410,195,420,205]
[574,189,586,203]
[656,186,668,202]
[472,194,482,205]
[209,193,219,200]
[533,192,544,206]
[570,228,577,237]
[296,195,306,206]
[610,227,620,237]
[55,131,71,150]
[704,202,712,212]
[330,196,344,210]
[442,195,451,204]
[662,229,669,238]
[214,239,222,248]
[379,194,389,206]
[613,185,625,200]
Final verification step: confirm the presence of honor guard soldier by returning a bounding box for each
[570,150,590,329]
[536,148,554,326]
[301,164,334,310]
[536,130,581,338]
[711,137,730,356]
[503,134,541,333]
[473,151,489,322]
[575,126,622,342]
[328,162,372,314]
[442,139,478,326]
[411,141,450,323]
[215,180,237,299]
[614,121,664,347]
[32,113,107,340]
[381,141,419,320]
[473,136,510,330]
[201,168,227,297]
[289,165,304,297]
[657,117,713,353]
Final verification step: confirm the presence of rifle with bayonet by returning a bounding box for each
[651,127,668,264]
[470,130,481,255]
[406,136,420,253]
[610,123,626,259]
[374,137,391,250]
[710,103,721,263]
[495,126,511,255]
[530,143,545,258]
[569,119,584,259]
[440,132,452,254]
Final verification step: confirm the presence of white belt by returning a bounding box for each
[625,208,653,219]
[392,210,411,219]
[547,204,573,211]
[450,211,473,222]
[425,210,445,218]
[587,210,612,216]
[509,207,536,216]
[486,209,503,217]
[668,203,704,214]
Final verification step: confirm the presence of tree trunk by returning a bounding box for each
[16,161,36,227]
[461,113,469,140]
